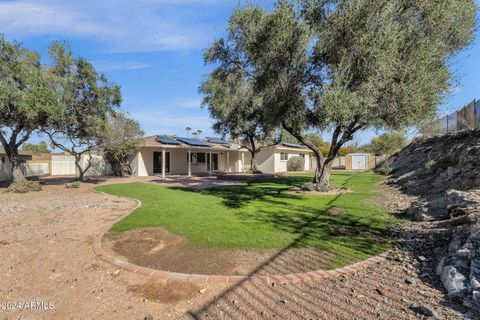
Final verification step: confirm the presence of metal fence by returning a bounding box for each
[422,99,480,137]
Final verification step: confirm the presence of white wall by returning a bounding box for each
[274,150,310,173]
[135,147,248,176]
[256,149,275,173]
[51,154,110,176]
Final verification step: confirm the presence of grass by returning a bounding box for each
[96,171,397,269]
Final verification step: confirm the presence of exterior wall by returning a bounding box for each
[135,147,248,176]
[274,150,309,173]
[0,154,36,181]
[368,155,376,170]
[345,155,353,170]
[256,149,275,173]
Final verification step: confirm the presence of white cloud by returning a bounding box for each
[93,61,153,72]
[0,0,221,52]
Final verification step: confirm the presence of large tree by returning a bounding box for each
[21,141,50,154]
[0,36,58,182]
[214,0,476,188]
[43,42,121,181]
[102,112,144,176]
[201,44,278,173]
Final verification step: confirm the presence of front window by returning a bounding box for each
[280,153,288,161]
[299,154,305,158]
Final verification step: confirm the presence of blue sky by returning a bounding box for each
[1,0,479,145]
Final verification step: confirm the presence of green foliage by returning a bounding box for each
[287,156,304,171]
[6,179,42,193]
[21,141,50,154]
[97,172,396,269]
[65,181,81,188]
[363,131,408,156]
[209,0,476,185]
[43,42,122,180]
[0,36,59,180]
[102,112,144,176]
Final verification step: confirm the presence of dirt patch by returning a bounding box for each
[104,227,334,275]
[128,281,200,304]
[289,187,352,196]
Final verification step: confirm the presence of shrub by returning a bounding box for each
[287,156,304,171]
[65,181,81,188]
[6,179,42,193]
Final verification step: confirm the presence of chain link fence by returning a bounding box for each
[422,99,480,137]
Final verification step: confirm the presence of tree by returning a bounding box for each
[215,0,476,188]
[201,45,278,173]
[196,129,203,137]
[363,131,408,156]
[0,36,58,182]
[185,127,192,137]
[21,141,50,154]
[43,42,121,181]
[103,112,144,176]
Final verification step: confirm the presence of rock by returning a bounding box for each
[440,265,468,297]
[405,277,416,285]
[471,291,480,310]
[112,269,121,276]
[280,299,287,304]
[144,314,154,320]
[376,288,389,296]
[199,288,206,294]
[455,249,471,258]
[417,304,438,318]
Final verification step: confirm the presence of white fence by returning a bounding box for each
[0,161,49,181]
[51,154,110,176]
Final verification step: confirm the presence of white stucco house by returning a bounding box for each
[131,136,311,177]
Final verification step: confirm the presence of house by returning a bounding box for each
[345,153,376,170]
[255,143,311,173]
[132,136,311,177]
[0,148,34,181]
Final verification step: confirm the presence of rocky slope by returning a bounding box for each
[384,130,480,317]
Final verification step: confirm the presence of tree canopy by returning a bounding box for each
[205,0,476,187]
[0,36,58,181]
[43,42,122,181]
[21,141,50,154]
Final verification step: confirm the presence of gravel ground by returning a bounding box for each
[0,177,466,319]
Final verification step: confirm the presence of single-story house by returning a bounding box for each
[255,143,311,173]
[345,153,376,170]
[132,136,311,177]
[0,148,34,181]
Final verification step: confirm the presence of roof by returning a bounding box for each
[141,135,240,150]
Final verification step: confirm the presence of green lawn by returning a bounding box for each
[96,172,397,269]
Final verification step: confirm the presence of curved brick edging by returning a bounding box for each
[92,191,390,284]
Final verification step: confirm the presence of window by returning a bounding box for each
[196,153,206,163]
[187,152,206,163]
[280,152,288,161]
[299,154,305,158]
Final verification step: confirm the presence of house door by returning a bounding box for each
[351,155,366,170]
[207,153,219,171]
[153,151,170,174]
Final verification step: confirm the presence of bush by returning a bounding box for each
[65,181,81,188]
[6,179,42,193]
[287,156,304,171]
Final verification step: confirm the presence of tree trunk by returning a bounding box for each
[250,149,258,173]
[317,156,335,186]
[3,145,26,183]
[74,154,84,181]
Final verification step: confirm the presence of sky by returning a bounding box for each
[1,0,479,146]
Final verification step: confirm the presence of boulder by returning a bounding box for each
[440,265,468,297]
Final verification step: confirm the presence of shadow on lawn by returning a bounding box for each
[186,177,396,319]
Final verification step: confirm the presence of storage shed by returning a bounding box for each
[345,153,376,170]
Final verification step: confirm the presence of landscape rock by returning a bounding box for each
[440,265,468,297]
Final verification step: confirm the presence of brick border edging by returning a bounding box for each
[92,191,389,284]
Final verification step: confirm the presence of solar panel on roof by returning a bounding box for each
[283,142,304,148]
[156,136,181,145]
[176,137,212,147]
[206,137,228,144]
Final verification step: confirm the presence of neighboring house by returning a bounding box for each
[132,136,312,177]
[345,153,377,170]
[255,143,311,173]
[0,148,34,181]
